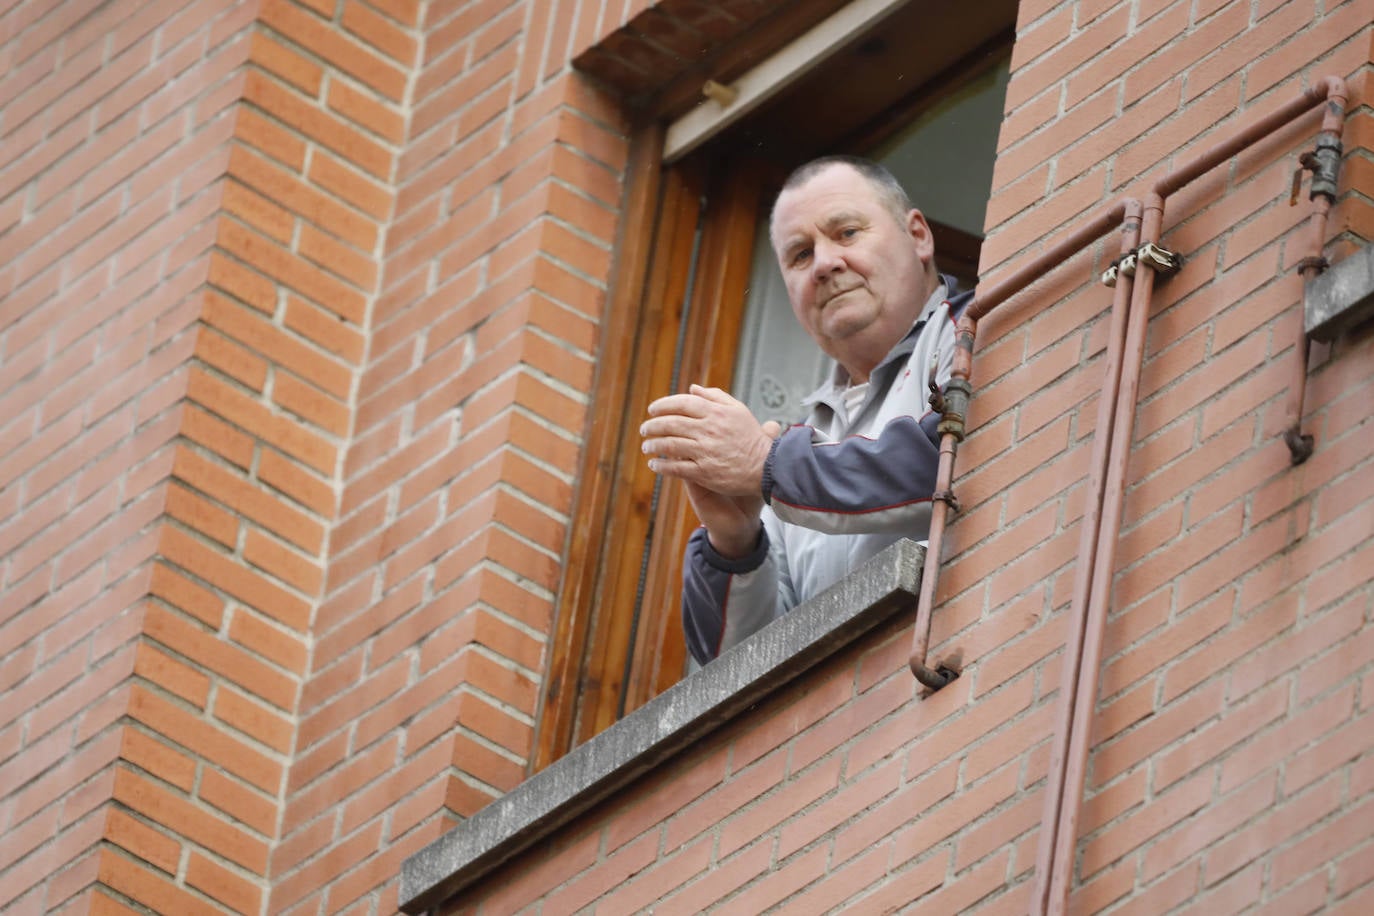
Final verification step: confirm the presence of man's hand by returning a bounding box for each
[683,481,764,559]
[641,385,782,559]
[641,385,780,497]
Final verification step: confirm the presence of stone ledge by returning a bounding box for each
[1306,243,1374,341]
[399,539,925,913]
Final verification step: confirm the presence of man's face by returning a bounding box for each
[770,164,936,377]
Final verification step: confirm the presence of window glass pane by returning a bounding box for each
[874,60,1010,236]
[733,230,833,427]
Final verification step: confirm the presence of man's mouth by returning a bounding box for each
[821,286,860,308]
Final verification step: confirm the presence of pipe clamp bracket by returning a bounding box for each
[1136,242,1183,276]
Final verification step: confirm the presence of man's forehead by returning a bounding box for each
[777,166,876,211]
[773,167,880,231]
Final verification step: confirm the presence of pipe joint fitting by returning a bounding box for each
[1285,427,1314,465]
[1295,255,1329,276]
[1292,132,1343,205]
[937,376,973,441]
[1308,132,1343,201]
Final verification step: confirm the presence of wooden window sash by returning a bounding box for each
[535,148,770,769]
[622,159,770,716]
[535,127,677,771]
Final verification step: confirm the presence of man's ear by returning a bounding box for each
[906,208,936,264]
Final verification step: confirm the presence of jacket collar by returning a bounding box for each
[801,274,964,412]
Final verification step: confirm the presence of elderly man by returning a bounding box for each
[640,156,972,665]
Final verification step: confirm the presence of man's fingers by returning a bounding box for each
[641,434,697,460]
[646,393,708,418]
[640,414,698,441]
[646,456,698,479]
[688,384,735,405]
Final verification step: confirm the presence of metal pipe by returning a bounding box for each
[910,424,962,689]
[1029,203,1142,903]
[1034,77,1347,915]
[1039,193,1161,915]
[967,201,1137,322]
[908,199,1138,687]
[909,75,1345,909]
[1285,77,1347,462]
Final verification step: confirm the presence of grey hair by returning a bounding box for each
[770,155,914,234]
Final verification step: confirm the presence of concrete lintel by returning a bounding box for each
[1306,243,1374,342]
[399,539,925,913]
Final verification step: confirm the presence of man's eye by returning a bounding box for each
[840,226,859,238]
[792,248,812,266]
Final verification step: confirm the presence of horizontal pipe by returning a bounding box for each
[1154,78,1344,198]
[967,199,1134,322]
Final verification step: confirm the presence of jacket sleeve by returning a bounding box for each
[761,306,957,538]
[680,508,795,664]
[763,415,941,537]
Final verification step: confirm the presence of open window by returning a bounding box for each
[537,0,1015,769]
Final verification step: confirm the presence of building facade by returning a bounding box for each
[2,0,1372,913]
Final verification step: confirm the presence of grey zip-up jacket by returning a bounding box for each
[682,279,971,665]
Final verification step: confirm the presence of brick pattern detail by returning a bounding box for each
[425,1,1374,914]
[269,1,629,914]
[194,0,415,911]
[4,0,1373,914]
[0,0,257,910]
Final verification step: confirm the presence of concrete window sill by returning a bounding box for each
[399,538,925,913]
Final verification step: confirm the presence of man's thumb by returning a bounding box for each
[761,420,783,438]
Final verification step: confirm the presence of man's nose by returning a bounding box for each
[810,239,844,279]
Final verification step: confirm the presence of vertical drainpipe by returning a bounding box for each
[1284,78,1347,463]
[1036,194,1160,915]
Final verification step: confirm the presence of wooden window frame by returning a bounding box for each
[536,132,774,768]
[536,7,1016,771]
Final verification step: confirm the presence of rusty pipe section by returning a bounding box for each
[1036,195,1161,915]
[908,199,1139,687]
[1285,76,1347,463]
[1029,206,1142,904]
[1034,77,1347,916]
[964,201,1141,323]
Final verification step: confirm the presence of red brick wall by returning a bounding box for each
[971,1,1374,908]
[3,0,1372,914]
[427,1,1374,913]
[268,1,629,911]
[1,0,256,910]
[2,0,636,911]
